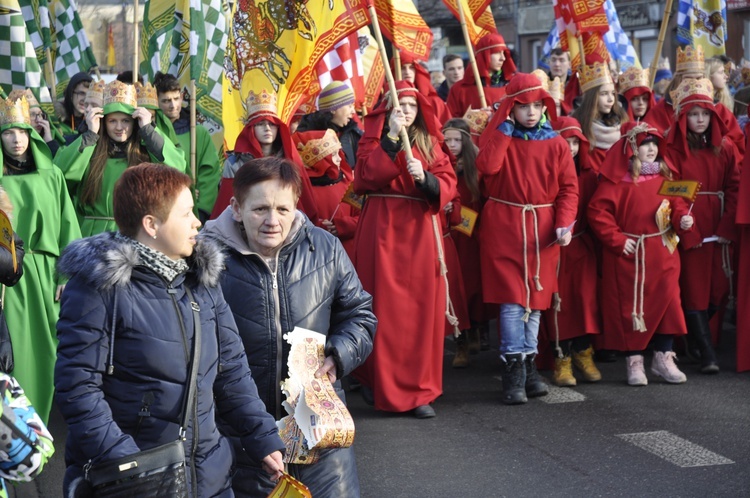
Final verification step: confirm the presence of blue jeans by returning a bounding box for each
[499,303,540,358]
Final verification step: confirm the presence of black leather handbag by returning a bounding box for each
[84,287,201,498]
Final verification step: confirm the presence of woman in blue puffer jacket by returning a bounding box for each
[203,156,376,498]
[55,163,285,498]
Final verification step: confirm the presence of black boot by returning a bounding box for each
[478,322,491,351]
[682,313,702,363]
[688,312,719,374]
[501,353,528,405]
[524,354,550,397]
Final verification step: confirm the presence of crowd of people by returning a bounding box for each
[0,29,748,496]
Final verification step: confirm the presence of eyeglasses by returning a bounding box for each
[254,120,279,129]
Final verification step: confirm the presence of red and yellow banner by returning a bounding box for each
[442,0,494,46]
[223,0,369,147]
[371,0,432,60]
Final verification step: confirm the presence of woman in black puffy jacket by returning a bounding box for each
[203,156,376,498]
[55,163,285,498]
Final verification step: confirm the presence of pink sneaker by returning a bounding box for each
[626,355,648,386]
[651,351,687,384]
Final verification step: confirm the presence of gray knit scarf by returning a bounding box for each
[115,232,189,283]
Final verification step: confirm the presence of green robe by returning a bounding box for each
[54,127,187,237]
[0,126,82,423]
[175,125,221,218]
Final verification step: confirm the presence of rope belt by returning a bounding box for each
[83,216,115,221]
[489,197,554,322]
[697,191,734,306]
[367,193,460,335]
[623,227,671,332]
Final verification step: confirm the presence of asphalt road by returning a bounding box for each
[10,323,750,498]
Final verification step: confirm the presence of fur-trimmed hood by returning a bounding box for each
[57,231,225,290]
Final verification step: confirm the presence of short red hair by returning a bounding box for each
[113,163,192,237]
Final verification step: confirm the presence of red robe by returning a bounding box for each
[351,141,457,412]
[442,196,471,334]
[541,165,600,342]
[668,141,740,310]
[476,129,579,309]
[588,174,689,351]
[447,82,507,118]
[645,100,745,155]
[309,161,360,261]
[735,133,750,372]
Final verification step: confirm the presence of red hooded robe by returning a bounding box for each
[736,128,750,372]
[351,82,457,412]
[392,53,452,126]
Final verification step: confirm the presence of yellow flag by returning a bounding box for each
[658,180,702,202]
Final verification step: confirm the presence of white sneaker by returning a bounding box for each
[651,351,687,384]
[626,355,648,386]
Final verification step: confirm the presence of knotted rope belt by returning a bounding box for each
[367,194,460,335]
[697,190,734,307]
[623,227,671,332]
[489,197,554,323]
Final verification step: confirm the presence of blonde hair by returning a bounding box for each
[704,58,733,110]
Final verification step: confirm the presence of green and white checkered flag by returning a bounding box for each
[141,0,227,125]
[18,0,51,63]
[49,0,97,97]
[0,0,53,107]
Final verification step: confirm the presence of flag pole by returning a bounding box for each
[189,79,197,191]
[45,47,57,102]
[649,0,675,88]
[367,2,413,160]
[577,33,585,74]
[457,0,487,108]
[394,50,402,81]
[133,0,139,83]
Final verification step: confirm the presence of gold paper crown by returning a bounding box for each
[531,69,550,91]
[297,129,341,168]
[0,96,31,127]
[618,67,650,94]
[103,80,137,108]
[86,80,106,102]
[7,89,39,108]
[244,89,278,121]
[580,61,612,93]
[676,45,705,75]
[670,78,714,114]
[549,76,562,102]
[463,108,489,136]
[135,82,158,108]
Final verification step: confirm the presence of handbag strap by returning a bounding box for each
[173,286,201,438]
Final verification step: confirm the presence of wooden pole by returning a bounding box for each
[133,0,139,83]
[367,4,413,160]
[45,47,57,102]
[189,80,197,189]
[577,34,585,75]
[394,50,402,81]
[457,0,486,108]
[649,0,675,88]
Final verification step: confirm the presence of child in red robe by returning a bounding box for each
[541,117,602,387]
[665,78,741,374]
[588,122,694,386]
[618,67,655,122]
[292,128,360,260]
[352,82,457,419]
[476,73,579,405]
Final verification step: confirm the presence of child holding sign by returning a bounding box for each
[588,122,694,386]
[476,73,578,405]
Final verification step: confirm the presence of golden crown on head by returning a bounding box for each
[103,80,137,108]
[135,82,158,108]
[87,80,106,101]
[0,96,31,127]
[530,69,550,91]
[676,45,705,74]
[549,76,562,102]
[580,61,612,93]
[243,89,278,122]
[7,89,39,108]
[618,67,650,94]
[297,129,341,168]
[670,78,714,114]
